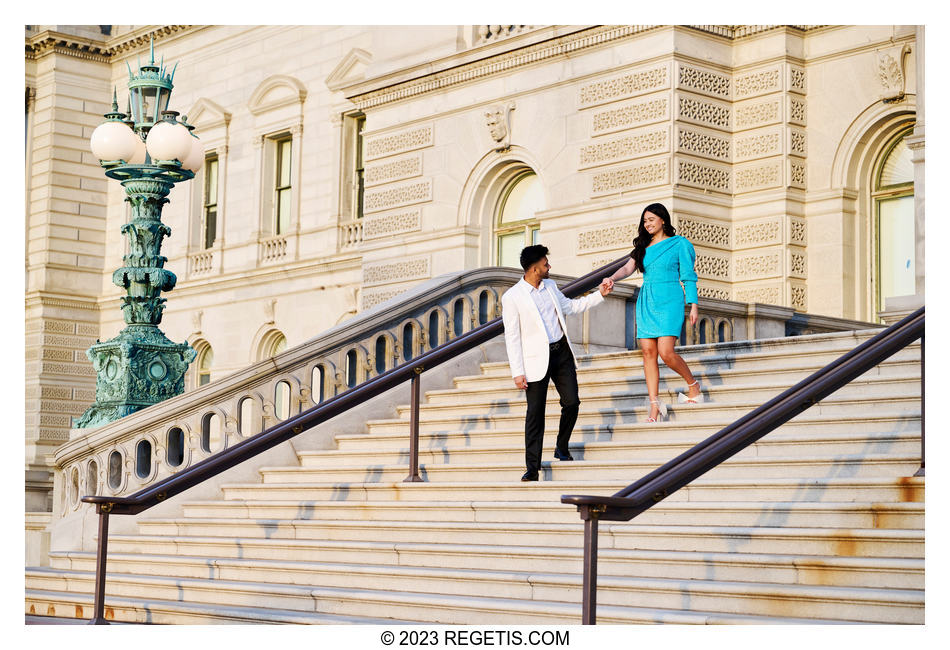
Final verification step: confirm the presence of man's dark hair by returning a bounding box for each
[520,245,549,271]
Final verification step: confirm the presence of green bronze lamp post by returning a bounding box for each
[77,39,204,428]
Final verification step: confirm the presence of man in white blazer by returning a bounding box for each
[501,245,612,481]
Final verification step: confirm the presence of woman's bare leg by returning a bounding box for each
[657,336,700,399]
[639,338,661,420]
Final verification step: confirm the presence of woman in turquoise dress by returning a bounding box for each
[602,203,703,422]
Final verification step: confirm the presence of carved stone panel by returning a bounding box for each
[364,124,434,162]
[734,218,782,249]
[363,179,432,214]
[362,256,430,288]
[675,125,730,162]
[695,251,730,281]
[789,248,808,279]
[364,153,423,188]
[734,160,783,193]
[790,282,807,311]
[734,128,783,162]
[676,63,731,100]
[361,287,404,310]
[579,126,669,170]
[591,96,669,137]
[788,98,807,126]
[789,66,807,95]
[579,65,670,108]
[676,94,731,131]
[876,43,910,101]
[699,285,730,301]
[363,208,422,241]
[675,157,731,193]
[733,67,781,100]
[677,215,730,250]
[734,98,781,130]
[789,160,807,189]
[591,159,669,196]
[789,128,807,157]
[734,251,782,280]
[735,284,782,305]
[577,222,638,253]
[789,217,807,246]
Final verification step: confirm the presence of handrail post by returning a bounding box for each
[921,333,925,472]
[88,505,112,624]
[579,505,604,625]
[404,369,424,482]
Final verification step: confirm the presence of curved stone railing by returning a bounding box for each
[54,267,522,514]
[54,261,877,516]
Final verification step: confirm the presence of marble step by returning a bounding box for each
[25,564,922,624]
[60,537,922,589]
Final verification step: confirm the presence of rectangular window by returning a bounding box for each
[274,137,292,235]
[355,115,365,219]
[203,155,218,249]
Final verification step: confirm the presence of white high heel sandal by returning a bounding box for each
[677,380,704,404]
[646,397,668,423]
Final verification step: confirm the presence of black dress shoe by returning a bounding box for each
[553,448,574,461]
[521,471,539,481]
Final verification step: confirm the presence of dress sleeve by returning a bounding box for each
[678,238,699,304]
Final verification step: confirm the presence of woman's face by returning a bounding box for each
[642,211,665,236]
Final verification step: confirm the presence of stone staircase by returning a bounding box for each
[25,329,924,624]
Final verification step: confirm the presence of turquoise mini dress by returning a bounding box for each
[634,235,699,339]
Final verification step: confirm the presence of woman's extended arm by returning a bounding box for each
[609,258,638,283]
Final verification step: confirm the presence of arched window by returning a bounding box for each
[196,343,213,386]
[873,129,915,318]
[271,334,287,357]
[494,170,544,268]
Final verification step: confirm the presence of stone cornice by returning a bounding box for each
[25,25,197,62]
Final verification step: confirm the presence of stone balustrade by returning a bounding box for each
[339,220,363,250]
[189,250,213,275]
[258,235,287,263]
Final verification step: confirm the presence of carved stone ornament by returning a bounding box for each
[877,43,911,102]
[485,102,515,151]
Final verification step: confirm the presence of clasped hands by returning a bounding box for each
[600,277,615,295]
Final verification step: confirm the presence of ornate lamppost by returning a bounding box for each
[76,39,204,428]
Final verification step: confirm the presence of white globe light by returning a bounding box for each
[181,135,204,173]
[128,134,147,164]
[146,121,193,162]
[90,121,139,162]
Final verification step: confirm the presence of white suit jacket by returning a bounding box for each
[501,278,605,382]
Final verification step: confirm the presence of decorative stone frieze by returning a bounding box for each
[362,256,430,288]
[789,129,807,157]
[734,252,782,279]
[677,64,731,99]
[788,98,807,126]
[577,222,638,253]
[590,160,668,196]
[363,208,422,240]
[789,218,807,246]
[361,288,404,310]
[677,95,731,130]
[735,285,782,305]
[734,219,782,248]
[789,67,806,94]
[734,161,783,192]
[579,65,669,108]
[734,67,781,99]
[789,160,807,188]
[734,129,782,162]
[675,126,730,162]
[790,283,807,311]
[675,158,731,193]
[579,127,669,169]
[364,124,433,161]
[677,216,730,249]
[734,99,781,130]
[591,97,669,137]
[364,153,423,187]
[363,179,433,214]
[695,252,730,280]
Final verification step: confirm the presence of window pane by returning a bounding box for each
[879,137,914,187]
[499,173,544,224]
[272,334,287,356]
[277,188,291,234]
[878,195,916,306]
[204,206,217,249]
[205,158,218,204]
[531,227,540,245]
[498,231,525,268]
[277,139,292,187]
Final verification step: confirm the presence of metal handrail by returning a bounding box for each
[561,306,924,624]
[80,256,630,623]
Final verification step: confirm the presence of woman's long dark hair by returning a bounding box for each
[630,202,676,273]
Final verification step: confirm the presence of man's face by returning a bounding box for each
[531,256,551,279]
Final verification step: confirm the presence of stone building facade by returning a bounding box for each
[24,25,924,510]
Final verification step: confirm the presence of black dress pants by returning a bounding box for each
[523,336,580,474]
